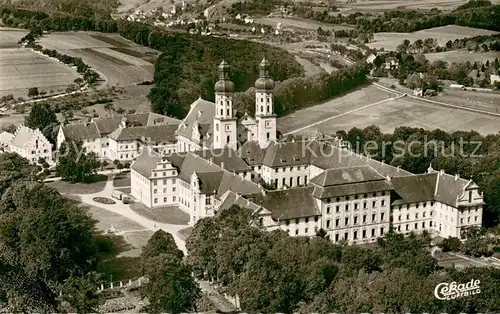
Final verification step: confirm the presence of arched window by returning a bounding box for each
[260,98,264,103]
[226,100,230,105]
[260,106,263,112]
[216,124,219,131]
[267,106,270,112]
[220,109,223,115]
[227,135,230,143]
[267,97,270,103]
[220,101,223,105]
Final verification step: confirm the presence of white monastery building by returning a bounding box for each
[125,59,484,243]
[0,125,53,164]
[57,112,180,161]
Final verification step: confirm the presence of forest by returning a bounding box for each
[186,205,500,313]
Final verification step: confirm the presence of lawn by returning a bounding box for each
[178,227,193,241]
[46,175,108,194]
[130,203,190,225]
[113,172,131,188]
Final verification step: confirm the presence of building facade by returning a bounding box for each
[57,113,180,161]
[0,125,52,164]
[129,60,484,244]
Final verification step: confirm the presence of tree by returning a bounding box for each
[406,73,424,89]
[0,181,99,312]
[438,236,461,252]
[61,272,103,313]
[141,231,200,314]
[56,140,100,183]
[28,87,39,98]
[25,102,58,144]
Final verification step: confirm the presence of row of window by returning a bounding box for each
[326,213,386,228]
[326,200,386,213]
[153,187,176,194]
[153,196,177,204]
[274,176,308,188]
[395,221,431,232]
[153,178,177,186]
[325,192,386,203]
[31,149,49,154]
[396,211,432,221]
[153,171,176,178]
[396,201,434,210]
[285,216,318,225]
[334,227,385,242]
[460,216,479,224]
[275,165,305,173]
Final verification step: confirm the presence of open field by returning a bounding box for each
[367,25,499,51]
[0,46,80,98]
[0,113,25,129]
[277,84,395,134]
[0,28,28,48]
[339,0,469,13]
[424,51,500,64]
[38,32,157,87]
[433,90,500,115]
[256,16,354,32]
[287,95,500,136]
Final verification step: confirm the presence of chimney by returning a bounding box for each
[386,175,391,182]
[209,157,214,164]
[455,173,460,181]
[221,161,225,169]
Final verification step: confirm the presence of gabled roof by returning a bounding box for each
[194,147,251,172]
[130,150,162,178]
[390,173,438,205]
[390,172,476,208]
[172,152,260,197]
[10,125,48,149]
[176,98,215,141]
[262,140,310,167]
[253,187,320,220]
[218,190,261,212]
[239,140,265,166]
[108,125,178,143]
[310,165,385,187]
[62,123,101,140]
[93,113,180,135]
[311,180,393,199]
[0,131,14,145]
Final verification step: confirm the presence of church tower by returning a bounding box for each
[213,60,237,150]
[255,57,276,148]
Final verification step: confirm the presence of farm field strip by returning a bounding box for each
[292,96,500,136]
[277,85,394,135]
[0,28,28,48]
[0,48,80,98]
[424,51,500,63]
[367,25,499,51]
[341,0,468,12]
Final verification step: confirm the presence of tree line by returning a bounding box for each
[293,0,500,32]
[337,125,500,226]
[233,63,368,117]
[186,205,500,313]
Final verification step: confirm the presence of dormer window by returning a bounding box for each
[280,158,286,163]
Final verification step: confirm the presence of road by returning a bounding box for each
[72,177,238,312]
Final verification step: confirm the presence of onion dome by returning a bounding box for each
[254,57,275,91]
[215,60,234,93]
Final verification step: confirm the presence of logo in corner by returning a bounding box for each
[434,279,481,300]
